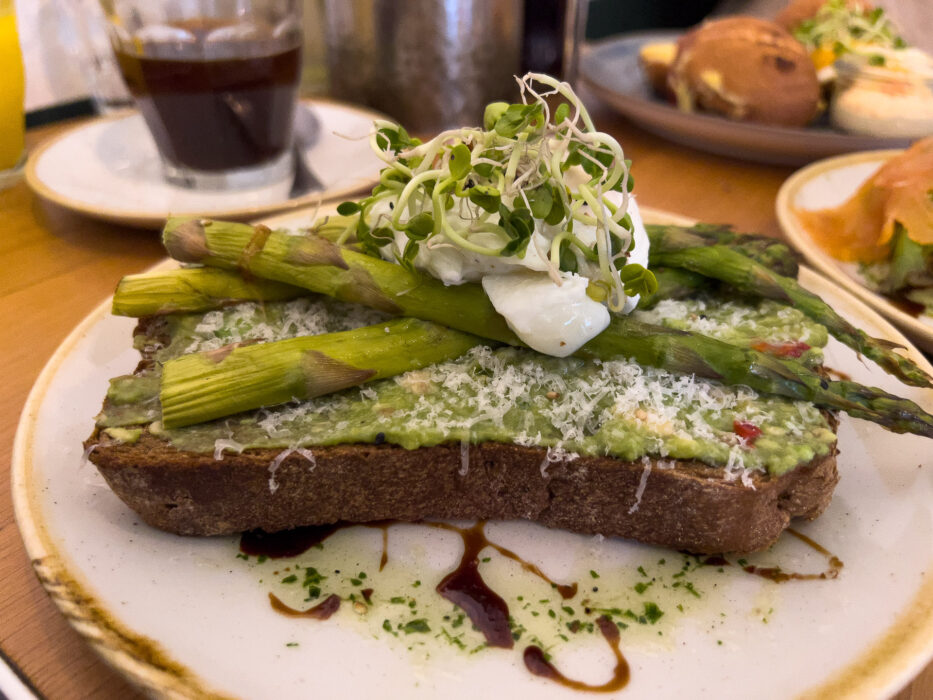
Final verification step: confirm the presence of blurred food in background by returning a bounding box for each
[634,0,933,137]
[794,137,933,317]
[667,16,820,127]
[829,49,933,137]
[637,41,676,99]
[781,0,905,79]
[782,0,933,136]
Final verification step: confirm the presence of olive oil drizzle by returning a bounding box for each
[242,522,843,693]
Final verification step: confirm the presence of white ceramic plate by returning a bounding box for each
[581,32,914,167]
[776,149,933,354]
[12,208,933,699]
[25,100,386,228]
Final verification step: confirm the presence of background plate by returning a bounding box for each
[12,208,933,698]
[580,32,914,166]
[25,99,386,229]
[776,149,933,353]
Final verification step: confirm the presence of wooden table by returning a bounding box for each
[1,106,931,699]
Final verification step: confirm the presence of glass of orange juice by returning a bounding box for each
[0,0,25,189]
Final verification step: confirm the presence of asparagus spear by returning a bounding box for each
[648,225,933,389]
[645,223,799,277]
[163,218,519,343]
[113,260,712,316]
[110,224,790,317]
[637,267,707,309]
[112,267,306,316]
[581,321,933,436]
[162,311,933,435]
[161,318,482,428]
[113,264,708,316]
[629,226,798,309]
[161,218,933,437]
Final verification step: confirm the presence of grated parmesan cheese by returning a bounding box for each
[161,297,390,359]
[213,438,245,461]
[627,456,653,514]
[459,439,470,476]
[539,444,580,477]
[633,296,828,362]
[81,442,98,466]
[163,342,835,480]
[267,447,317,493]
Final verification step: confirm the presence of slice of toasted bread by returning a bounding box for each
[89,304,840,554]
[86,427,838,554]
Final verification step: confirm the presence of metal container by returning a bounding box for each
[324,0,523,133]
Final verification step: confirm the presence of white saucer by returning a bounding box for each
[26,99,387,228]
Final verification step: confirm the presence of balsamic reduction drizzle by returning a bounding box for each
[523,616,629,693]
[700,528,844,582]
[433,522,515,648]
[241,523,339,559]
[742,528,843,582]
[269,592,341,620]
[245,521,843,693]
[486,537,578,600]
[372,522,390,571]
[889,296,925,319]
[428,521,578,599]
[240,520,392,564]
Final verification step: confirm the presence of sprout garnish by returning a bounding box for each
[794,0,907,63]
[336,73,657,312]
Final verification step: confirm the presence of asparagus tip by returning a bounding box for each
[287,234,350,271]
[163,218,210,263]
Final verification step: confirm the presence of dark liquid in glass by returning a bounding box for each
[116,21,301,172]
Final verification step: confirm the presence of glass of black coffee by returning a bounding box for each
[101,0,302,190]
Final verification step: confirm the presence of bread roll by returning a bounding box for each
[668,17,821,127]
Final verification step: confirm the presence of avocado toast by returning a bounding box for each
[88,288,840,553]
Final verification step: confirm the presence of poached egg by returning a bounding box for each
[373,192,650,357]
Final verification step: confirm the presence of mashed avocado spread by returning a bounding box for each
[98,295,836,478]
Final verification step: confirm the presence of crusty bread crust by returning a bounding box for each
[87,430,838,554]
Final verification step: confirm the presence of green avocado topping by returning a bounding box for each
[96,295,836,477]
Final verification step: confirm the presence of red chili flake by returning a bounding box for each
[733,420,762,445]
[750,340,811,358]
